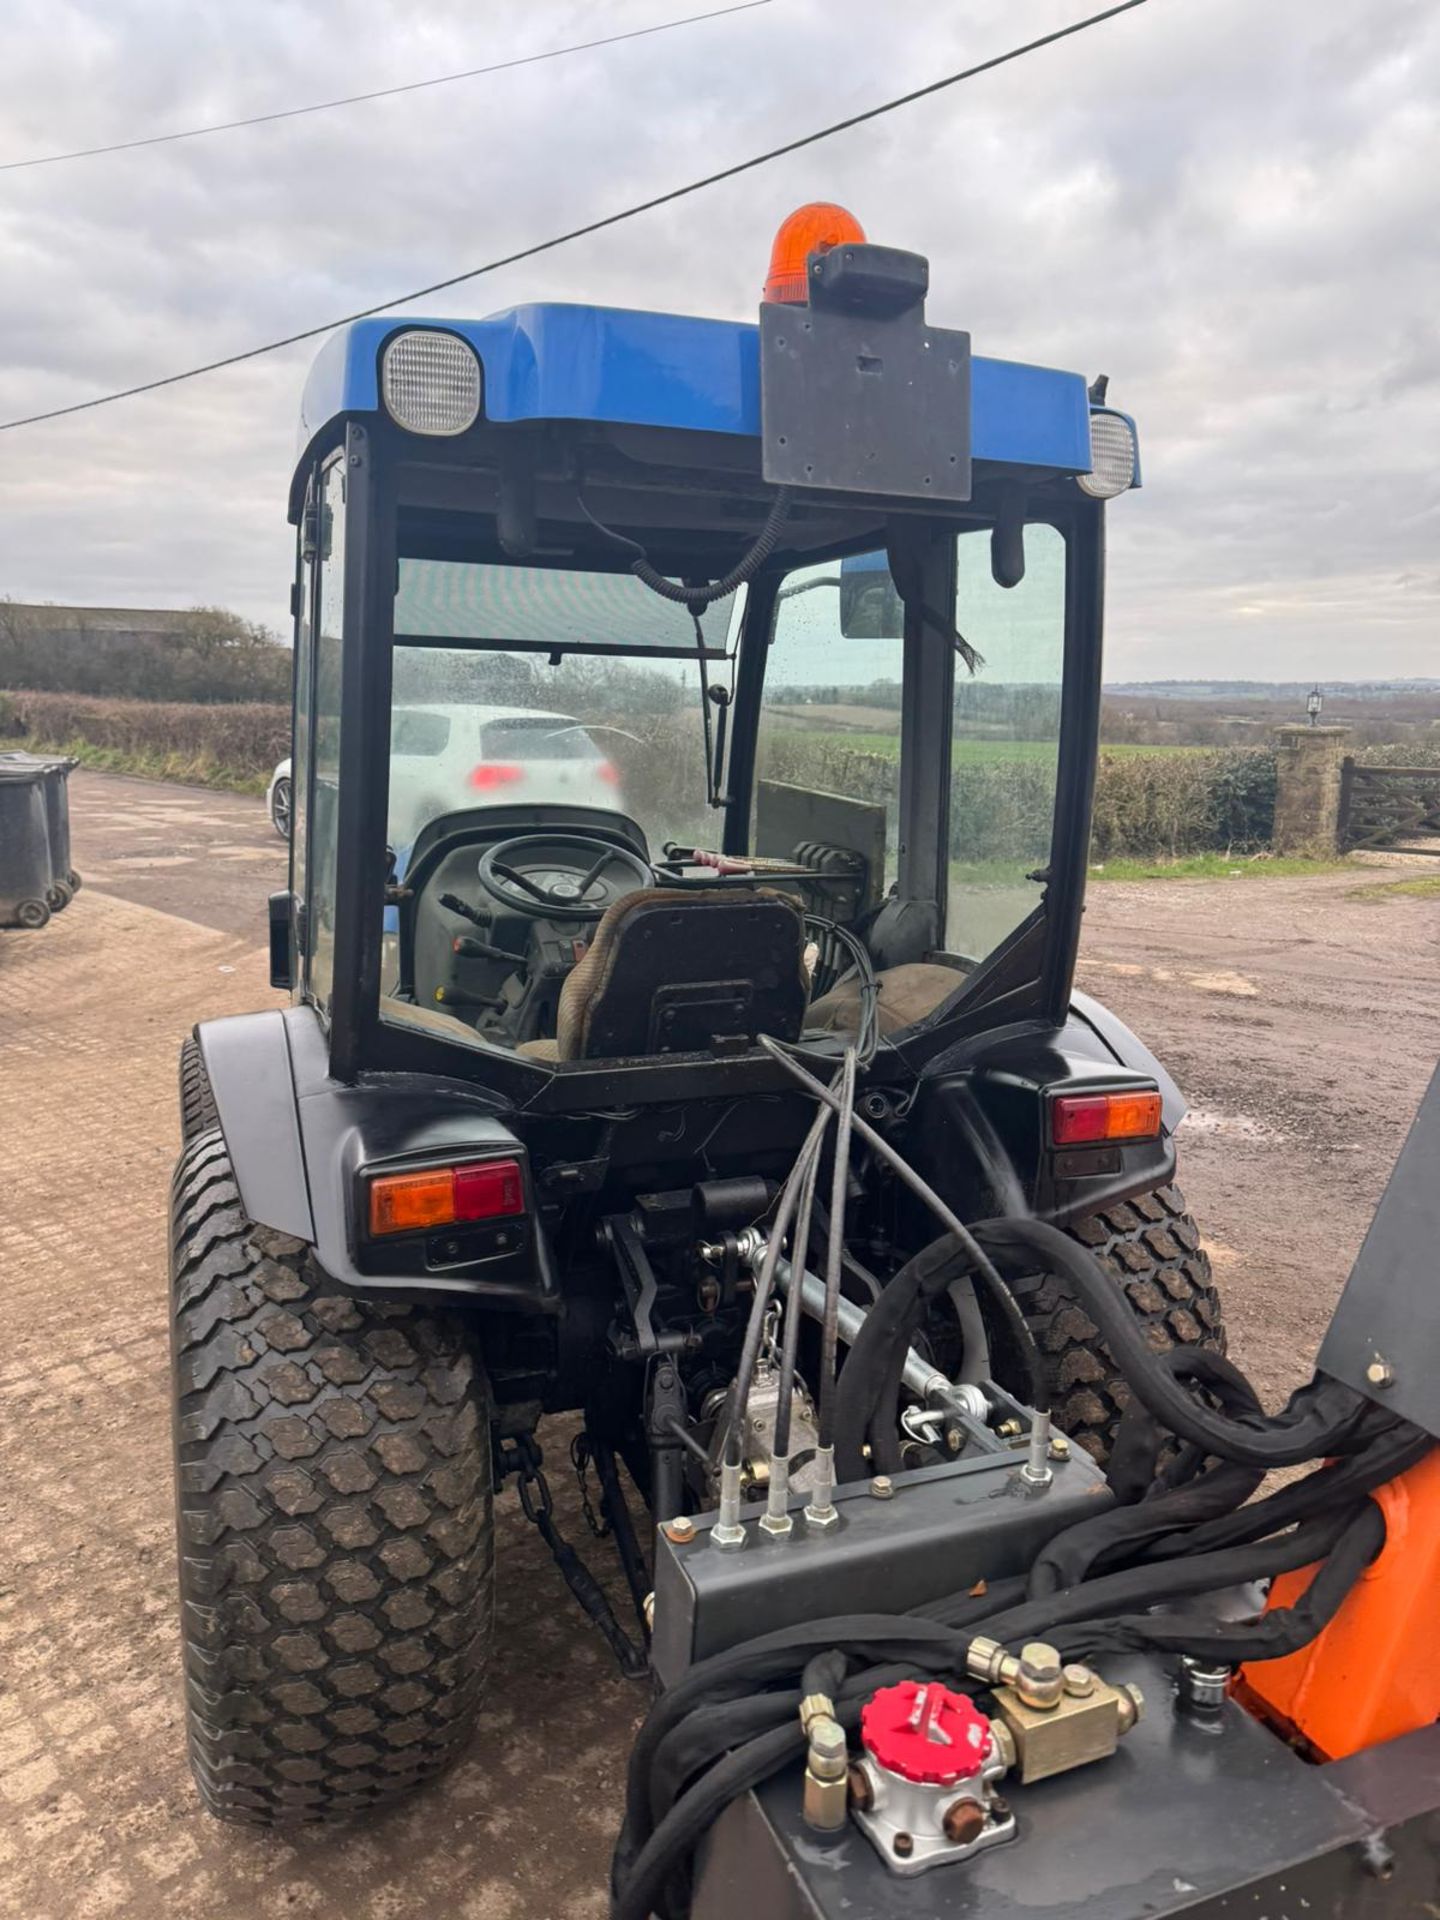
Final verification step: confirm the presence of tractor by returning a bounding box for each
[170,202,1238,1832]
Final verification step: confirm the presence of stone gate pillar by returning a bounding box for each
[1272,724,1351,856]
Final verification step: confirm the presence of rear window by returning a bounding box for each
[391,709,451,756]
[480,717,597,761]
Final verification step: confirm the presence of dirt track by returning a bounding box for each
[2,770,1438,1918]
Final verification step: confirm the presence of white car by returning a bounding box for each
[389,703,623,845]
[266,759,292,839]
[265,705,623,849]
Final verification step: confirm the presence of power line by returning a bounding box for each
[0,0,1152,436]
[0,1,773,174]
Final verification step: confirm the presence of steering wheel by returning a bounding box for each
[475,831,654,923]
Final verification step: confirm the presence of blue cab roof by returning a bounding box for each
[298,303,1107,483]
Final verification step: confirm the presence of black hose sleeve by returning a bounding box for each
[1138,1424,1432,1565]
[615,1722,803,1920]
[965,1505,1358,1647]
[970,1218,1373,1467]
[1066,1499,1388,1666]
[832,1232,1047,1484]
[831,1233,958,1482]
[647,1691,801,1833]
[802,1647,848,1703]
[1104,1349,1259,1504]
[1027,1457,1264,1600]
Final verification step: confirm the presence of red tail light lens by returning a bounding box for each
[470,763,523,791]
[1051,1091,1164,1147]
[596,760,620,785]
[453,1159,524,1221]
[368,1157,525,1237]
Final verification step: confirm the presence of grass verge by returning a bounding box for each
[1347,873,1440,902]
[1089,852,1351,883]
[21,736,268,796]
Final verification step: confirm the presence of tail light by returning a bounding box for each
[596,760,620,786]
[470,763,523,791]
[368,1157,525,1237]
[1050,1090,1163,1147]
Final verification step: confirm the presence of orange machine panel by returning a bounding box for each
[1237,1447,1440,1761]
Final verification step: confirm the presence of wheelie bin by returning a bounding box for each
[37,755,80,908]
[0,754,58,929]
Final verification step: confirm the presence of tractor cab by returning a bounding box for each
[274,203,1136,1110]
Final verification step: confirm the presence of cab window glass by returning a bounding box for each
[948,525,1065,962]
[753,558,901,881]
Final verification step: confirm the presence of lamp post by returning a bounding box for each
[1307,686,1323,727]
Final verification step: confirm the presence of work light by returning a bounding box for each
[1077,409,1137,499]
[380,328,482,436]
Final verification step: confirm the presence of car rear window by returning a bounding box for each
[480,718,597,761]
[391,709,451,756]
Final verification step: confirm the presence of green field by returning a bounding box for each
[770,723,1204,767]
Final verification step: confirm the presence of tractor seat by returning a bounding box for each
[806,961,962,1039]
[517,887,808,1062]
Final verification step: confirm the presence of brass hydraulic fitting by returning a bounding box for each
[965,1635,1065,1708]
[1016,1642,1065,1711]
[799,1692,836,1735]
[802,1714,850,1833]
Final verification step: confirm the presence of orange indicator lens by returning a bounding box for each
[368,1167,459,1236]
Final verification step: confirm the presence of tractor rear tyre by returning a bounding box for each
[170,1129,495,1826]
[1010,1182,1225,1463]
[178,1037,220,1142]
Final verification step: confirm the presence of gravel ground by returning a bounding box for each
[2,770,1437,1918]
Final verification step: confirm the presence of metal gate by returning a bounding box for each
[1339,759,1440,855]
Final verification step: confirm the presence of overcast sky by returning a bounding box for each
[0,0,1436,680]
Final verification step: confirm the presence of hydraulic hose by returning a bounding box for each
[817,1047,857,1451]
[758,1038,1029,1352]
[724,1102,831,1471]
[971,1217,1374,1468]
[772,1137,822,1463]
[831,1232,1047,1484]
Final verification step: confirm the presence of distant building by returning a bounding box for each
[0,602,202,644]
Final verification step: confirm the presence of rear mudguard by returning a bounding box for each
[900,999,1184,1231]
[195,1006,556,1308]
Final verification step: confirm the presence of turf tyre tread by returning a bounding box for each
[1011,1181,1225,1461]
[170,1128,494,1826]
[178,1036,220,1143]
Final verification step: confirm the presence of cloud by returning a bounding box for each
[0,0,1436,679]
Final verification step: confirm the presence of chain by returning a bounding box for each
[570,1431,611,1539]
[759,1301,783,1375]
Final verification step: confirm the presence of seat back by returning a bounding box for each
[555,888,807,1060]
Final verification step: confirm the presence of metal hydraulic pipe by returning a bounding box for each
[772,1253,965,1409]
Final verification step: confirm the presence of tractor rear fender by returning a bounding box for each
[904,1001,1183,1230]
[195,1006,556,1308]
[1067,988,1187,1132]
